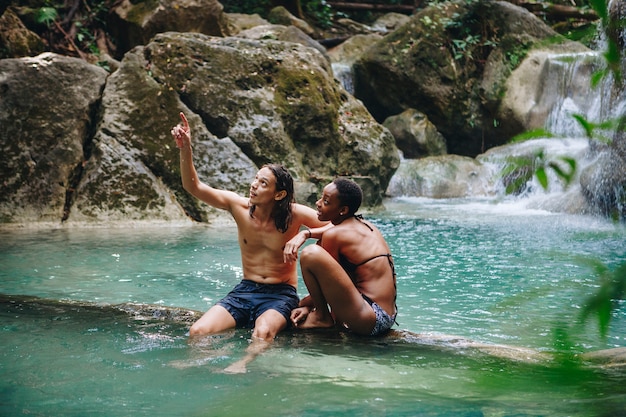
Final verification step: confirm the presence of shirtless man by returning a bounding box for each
[171,112,327,371]
[290,178,397,336]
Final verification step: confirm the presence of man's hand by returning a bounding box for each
[171,112,191,149]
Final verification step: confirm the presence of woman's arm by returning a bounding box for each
[283,207,332,263]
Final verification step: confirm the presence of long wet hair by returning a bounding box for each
[249,164,295,233]
[333,177,363,216]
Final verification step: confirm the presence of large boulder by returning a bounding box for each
[144,32,399,206]
[70,47,256,224]
[0,32,399,226]
[108,0,229,59]
[0,7,45,59]
[327,33,383,94]
[383,109,447,158]
[580,149,626,220]
[234,24,329,61]
[0,53,108,224]
[226,13,270,36]
[266,6,317,38]
[387,155,492,198]
[499,47,594,136]
[353,0,588,157]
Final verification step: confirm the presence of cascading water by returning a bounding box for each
[525,34,624,215]
[540,1,626,218]
[380,7,626,217]
[331,62,355,95]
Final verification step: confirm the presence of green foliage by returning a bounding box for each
[578,258,626,339]
[304,0,334,28]
[504,127,577,194]
[500,149,577,194]
[438,1,510,79]
[505,50,523,68]
[451,34,481,60]
[500,155,535,195]
[75,22,98,55]
[32,0,110,61]
[35,6,59,27]
[220,0,273,17]
[587,0,623,85]
[572,114,623,143]
[589,0,608,21]
[562,22,599,47]
[442,10,490,64]
[509,128,555,143]
[551,321,582,363]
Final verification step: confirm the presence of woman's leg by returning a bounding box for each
[299,245,375,334]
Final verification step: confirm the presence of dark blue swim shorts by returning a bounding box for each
[216,280,299,328]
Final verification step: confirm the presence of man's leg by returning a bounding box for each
[189,304,237,337]
[224,309,287,374]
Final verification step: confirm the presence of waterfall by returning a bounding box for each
[481,42,626,215]
[533,4,626,218]
[545,0,626,140]
[332,62,355,95]
[543,52,625,142]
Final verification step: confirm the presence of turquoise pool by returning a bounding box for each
[1,198,625,416]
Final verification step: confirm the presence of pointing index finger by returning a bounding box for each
[179,112,189,131]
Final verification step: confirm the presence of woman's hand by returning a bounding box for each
[283,230,308,264]
[290,306,311,327]
[171,112,191,149]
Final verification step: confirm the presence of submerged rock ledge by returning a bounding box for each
[3,293,624,369]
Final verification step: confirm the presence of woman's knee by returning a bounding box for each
[300,244,325,266]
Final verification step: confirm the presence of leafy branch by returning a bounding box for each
[578,258,626,339]
[500,149,577,195]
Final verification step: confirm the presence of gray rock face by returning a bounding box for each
[108,0,230,59]
[383,109,447,158]
[580,149,626,219]
[0,53,107,223]
[71,48,256,224]
[387,155,492,199]
[352,0,587,157]
[143,33,398,207]
[0,32,399,226]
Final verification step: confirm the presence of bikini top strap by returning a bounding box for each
[354,253,392,268]
[353,213,374,231]
[351,214,399,323]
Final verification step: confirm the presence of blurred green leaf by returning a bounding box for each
[573,114,594,137]
[509,128,554,143]
[578,259,626,339]
[591,68,608,87]
[36,7,58,26]
[536,167,548,190]
[588,0,608,21]
[548,157,576,187]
